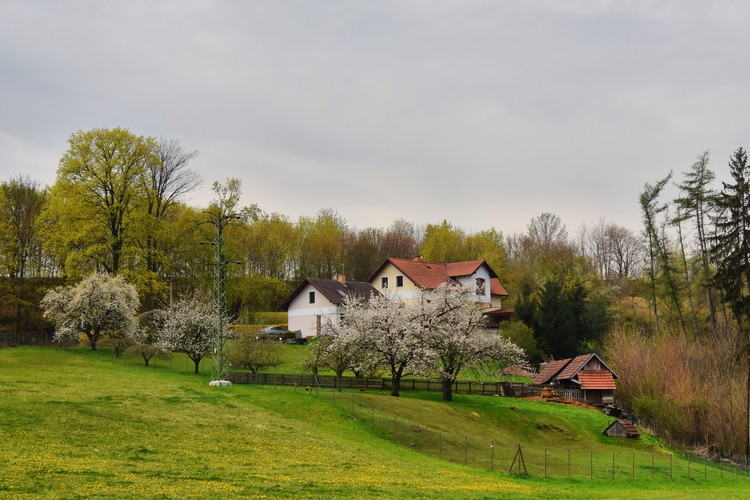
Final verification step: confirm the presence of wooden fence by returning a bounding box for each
[228,371,544,398]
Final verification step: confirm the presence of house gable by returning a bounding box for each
[368,257,505,306]
[280,278,378,338]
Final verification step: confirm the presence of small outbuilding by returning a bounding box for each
[603,419,640,438]
[534,353,618,405]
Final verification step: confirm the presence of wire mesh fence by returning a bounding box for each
[304,387,750,482]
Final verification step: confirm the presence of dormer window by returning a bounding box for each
[475,278,485,295]
[381,277,389,289]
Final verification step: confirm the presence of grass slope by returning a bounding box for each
[0,347,747,499]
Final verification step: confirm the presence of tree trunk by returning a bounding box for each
[143,354,150,367]
[335,371,344,392]
[390,376,401,397]
[193,356,201,374]
[442,378,454,401]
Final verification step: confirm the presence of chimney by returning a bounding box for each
[337,274,346,284]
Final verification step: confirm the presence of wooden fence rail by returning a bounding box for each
[228,371,544,398]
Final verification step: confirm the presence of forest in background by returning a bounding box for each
[2,127,750,459]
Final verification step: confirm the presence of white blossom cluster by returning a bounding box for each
[41,273,139,349]
[327,283,526,398]
[158,294,215,362]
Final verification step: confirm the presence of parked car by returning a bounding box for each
[257,326,288,340]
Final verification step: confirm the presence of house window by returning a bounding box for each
[396,275,404,287]
[475,278,485,295]
[309,291,316,304]
[381,277,389,289]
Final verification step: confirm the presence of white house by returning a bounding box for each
[279,276,378,338]
[368,257,513,322]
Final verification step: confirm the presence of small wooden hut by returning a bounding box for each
[534,353,618,405]
[603,419,640,438]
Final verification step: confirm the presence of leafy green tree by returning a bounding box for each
[420,220,467,262]
[46,128,158,276]
[343,227,385,281]
[0,175,50,341]
[41,273,140,350]
[499,320,542,365]
[464,228,507,275]
[295,209,347,280]
[0,175,48,278]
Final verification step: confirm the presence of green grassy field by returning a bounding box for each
[1,347,748,499]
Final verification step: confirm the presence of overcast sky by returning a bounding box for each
[1,1,748,236]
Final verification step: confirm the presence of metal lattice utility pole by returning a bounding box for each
[210,214,239,386]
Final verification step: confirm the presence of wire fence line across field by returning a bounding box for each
[296,387,750,482]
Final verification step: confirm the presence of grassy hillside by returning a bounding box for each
[0,347,747,499]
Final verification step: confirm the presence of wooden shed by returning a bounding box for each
[534,353,618,405]
[603,419,640,438]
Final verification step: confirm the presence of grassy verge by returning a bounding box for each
[1,347,747,499]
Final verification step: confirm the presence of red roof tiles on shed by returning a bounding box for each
[577,370,617,390]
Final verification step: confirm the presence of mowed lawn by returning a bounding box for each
[1,347,748,499]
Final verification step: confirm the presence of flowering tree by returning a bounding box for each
[418,284,527,401]
[159,294,215,374]
[41,273,139,350]
[129,310,170,367]
[331,284,525,400]
[335,294,431,397]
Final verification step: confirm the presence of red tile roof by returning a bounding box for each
[534,359,571,385]
[577,370,617,390]
[372,257,499,290]
[490,278,508,297]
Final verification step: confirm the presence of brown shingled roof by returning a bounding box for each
[279,278,378,311]
[556,354,594,381]
[534,358,571,385]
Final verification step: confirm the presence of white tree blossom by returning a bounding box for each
[159,294,215,374]
[418,284,527,401]
[41,273,139,350]
[334,293,432,397]
[331,284,526,400]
